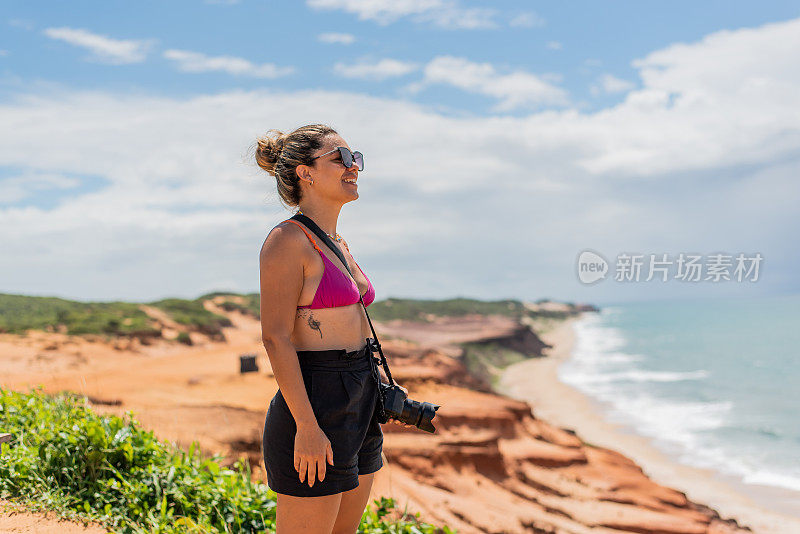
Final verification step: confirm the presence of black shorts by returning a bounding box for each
[261,340,384,497]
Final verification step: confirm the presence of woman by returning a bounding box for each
[255,123,410,533]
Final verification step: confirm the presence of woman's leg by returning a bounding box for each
[330,472,376,534]
[276,492,342,533]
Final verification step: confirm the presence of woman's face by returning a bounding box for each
[306,134,360,203]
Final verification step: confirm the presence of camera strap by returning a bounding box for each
[289,213,396,388]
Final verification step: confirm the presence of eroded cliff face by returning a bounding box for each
[371,339,751,534]
[0,301,752,534]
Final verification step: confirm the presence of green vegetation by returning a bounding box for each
[197,293,566,323]
[367,297,526,322]
[176,332,192,345]
[183,293,586,325]
[525,317,558,336]
[0,291,586,345]
[0,293,230,341]
[0,387,454,533]
[199,294,589,328]
[147,298,231,338]
[0,293,159,338]
[459,341,530,388]
[367,297,581,323]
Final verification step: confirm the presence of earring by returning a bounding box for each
[310,178,314,185]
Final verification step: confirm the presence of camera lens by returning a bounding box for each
[401,398,440,433]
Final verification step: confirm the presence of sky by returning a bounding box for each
[1,1,799,307]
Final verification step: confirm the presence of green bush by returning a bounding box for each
[459,342,529,387]
[0,387,454,533]
[0,293,158,338]
[365,297,517,322]
[366,297,576,322]
[0,293,234,341]
[147,298,231,337]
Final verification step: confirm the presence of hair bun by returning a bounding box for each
[252,123,338,208]
[255,129,286,175]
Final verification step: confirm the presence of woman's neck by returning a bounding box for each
[296,202,342,238]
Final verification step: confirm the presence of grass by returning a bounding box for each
[198,295,546,323]
[0,293,231,342]
[0,292,583,341]
[458,341,531,388]
[367,297,582,323]
[0,293,159,338]
[147,298,231,338]
[367,297,528,322]
[0,386,454,534]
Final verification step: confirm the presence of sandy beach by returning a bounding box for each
[498,315,800,534]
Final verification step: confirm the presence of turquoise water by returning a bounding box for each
[560,294,800,499]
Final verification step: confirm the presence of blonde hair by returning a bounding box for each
[254,123,338,207]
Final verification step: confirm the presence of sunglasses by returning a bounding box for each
[310,146,364,171]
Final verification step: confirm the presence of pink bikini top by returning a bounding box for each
[285,220,375,310]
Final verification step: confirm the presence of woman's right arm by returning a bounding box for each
[259,224,317,427]
[259,224,333,486]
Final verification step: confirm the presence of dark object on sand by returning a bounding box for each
[240,353,259,374]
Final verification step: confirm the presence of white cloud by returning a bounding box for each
[582,17,800,176]
[632,19,800,98]
[307,0,498,29]
[509,12,545,28]
[415,5,496,29]
[590,73,636,96]
[0,171,81,204]
[318,32,356,44]
[0,50,9,57]
[2,17,800,302]
[42,27,155,65]
[163,49,295,78]
[333,58,419,80]
[546,41,562,50]
[410,55,569,112]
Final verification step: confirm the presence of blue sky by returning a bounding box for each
[1,1,799,306]
[4,1,799,111]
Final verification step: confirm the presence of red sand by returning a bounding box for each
[0,301,766,533]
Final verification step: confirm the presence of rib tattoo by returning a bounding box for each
[306,312,322,338]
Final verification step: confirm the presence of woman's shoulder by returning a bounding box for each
[260,220,312,260]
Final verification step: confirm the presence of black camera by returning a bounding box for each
[377,381,440,433]
[365,337,440,433]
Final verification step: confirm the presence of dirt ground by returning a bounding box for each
[0,301,760,533]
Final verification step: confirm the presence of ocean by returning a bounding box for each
[560,294,800,515]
